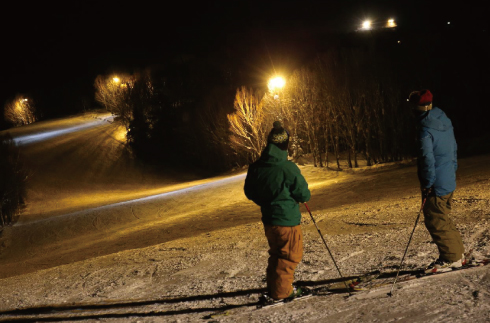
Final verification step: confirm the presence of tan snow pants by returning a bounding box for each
[264,224,303,299]
[423,192,464,262]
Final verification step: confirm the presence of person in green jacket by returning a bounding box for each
[244,121,311,301]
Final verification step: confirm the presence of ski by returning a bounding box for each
[256,293,314,309]
[327,270,381,293]
[419,257,489,276]
[351,257,490,294]
[206,292,315,318]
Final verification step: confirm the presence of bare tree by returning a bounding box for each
[4,95,36,126]
[284,70,307,157]
[314,53,346,169]
[290,68,325,167]
[94,73,134,128]
[227,86,268,162]
[312,47,409,168]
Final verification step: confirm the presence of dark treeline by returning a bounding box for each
[94,52,242,173]
[104,26,488,172]
[279,45,414,168]
[4,25,489,173]
[0,133,28,227]
[127,55,239,172]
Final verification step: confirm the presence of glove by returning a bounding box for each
[421,187,432,199]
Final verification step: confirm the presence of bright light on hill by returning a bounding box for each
[362,20,372,30]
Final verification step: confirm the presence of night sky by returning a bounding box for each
[1,1,488,122]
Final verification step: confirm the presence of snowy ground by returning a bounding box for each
[0,113,489,322]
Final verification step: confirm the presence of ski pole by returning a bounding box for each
[388,196,428,297]
[304,203,352,296]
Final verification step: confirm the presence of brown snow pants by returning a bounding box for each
[423,191,464,262]
[264,224,303,299]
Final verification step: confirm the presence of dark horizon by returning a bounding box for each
[1,1,488,134]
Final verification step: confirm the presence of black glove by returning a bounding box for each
[421,187,432,199]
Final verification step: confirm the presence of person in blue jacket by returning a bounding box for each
[409,89,465,273]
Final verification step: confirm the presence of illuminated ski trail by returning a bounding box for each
[21,173,247,225]
[11,115,113,146]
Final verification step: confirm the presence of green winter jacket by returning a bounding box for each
[244,144,311,226]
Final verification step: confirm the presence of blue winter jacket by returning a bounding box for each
[417,107,458,196]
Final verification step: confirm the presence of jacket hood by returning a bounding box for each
[419,107,453,131]
[258,144,288,164]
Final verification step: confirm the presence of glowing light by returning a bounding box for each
[268,76,286,92]
[387,19,396,28]
[114,126,127,142]
[362,20,372,30]
[113,77,120,83]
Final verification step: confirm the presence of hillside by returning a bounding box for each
[0,114,489,322]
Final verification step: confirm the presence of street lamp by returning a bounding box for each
[268,76,285,93]
[16,98,27,111]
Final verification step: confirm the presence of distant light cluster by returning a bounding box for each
[358,18,397,31]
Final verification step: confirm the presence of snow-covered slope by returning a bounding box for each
[0,113,489,322]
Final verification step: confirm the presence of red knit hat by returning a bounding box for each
[418,90,433,105]
[409,90,433,106]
